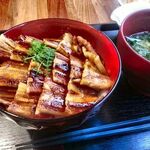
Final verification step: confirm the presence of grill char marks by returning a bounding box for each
[53,52,69,72]
[56,33,73,57]
[52,33,72,86]
[0,50,10,62]
[52,52,69,86]
[0,34,29,62]
[7,82,37,117]
[35,33,73,117]
[65,80,99,115]
[52,69,68,86]
[0,85,18,107]
[65,52,99,115]
[69,55,84,83]
[0,61,28,88]
[27,71,44,96]
[27,61,44,96]
[15,82,37,103]
[35,77,66,117]
[0,87,17,102]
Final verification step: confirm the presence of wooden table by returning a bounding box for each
[0,0,120,30]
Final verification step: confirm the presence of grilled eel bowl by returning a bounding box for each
[0,19,121,130]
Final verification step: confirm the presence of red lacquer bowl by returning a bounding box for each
[0,18,121,130]
[117,9,150,96]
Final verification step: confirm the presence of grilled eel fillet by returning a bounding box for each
[80,59,113,90]
[0,34,29,62]
[35,77,66,117]
[7,82,37,117]
[77,36,107,75]
[0,50,10,62]
[0,87,16,101]
[35,33,72,116]
[7,101,36,117]
[0,61,28,87]
[27,60,44,96]
[65,57,99,115]
[52,52,69,85]
[20,35,60,49]
[69,55,84,83]
[0,86,17,105]
[7,62,44,117]
[65,37,112,114]
[1,33,113,118]
[52,33,72,86]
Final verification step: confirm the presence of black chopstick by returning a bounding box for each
[16,116,150,149]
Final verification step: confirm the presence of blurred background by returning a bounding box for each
[118,0,150,5]
[0,0,149,30]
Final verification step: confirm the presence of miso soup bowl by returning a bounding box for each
[117,9,150,96]
[0,18,121,130]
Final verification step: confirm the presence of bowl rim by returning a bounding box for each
[120,9,150,64]
[0,18,122,123]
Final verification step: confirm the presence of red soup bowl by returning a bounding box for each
[0,18,121,130]
[117,9,150,96]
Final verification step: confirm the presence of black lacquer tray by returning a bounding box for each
[0,24,150,150]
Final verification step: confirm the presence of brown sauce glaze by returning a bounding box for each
[0,33,113,119]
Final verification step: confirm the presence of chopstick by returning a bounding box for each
[15,116,150,150]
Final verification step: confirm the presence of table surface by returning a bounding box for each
[0,0,120,30]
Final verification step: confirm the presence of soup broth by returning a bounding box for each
[126,31,150,61]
